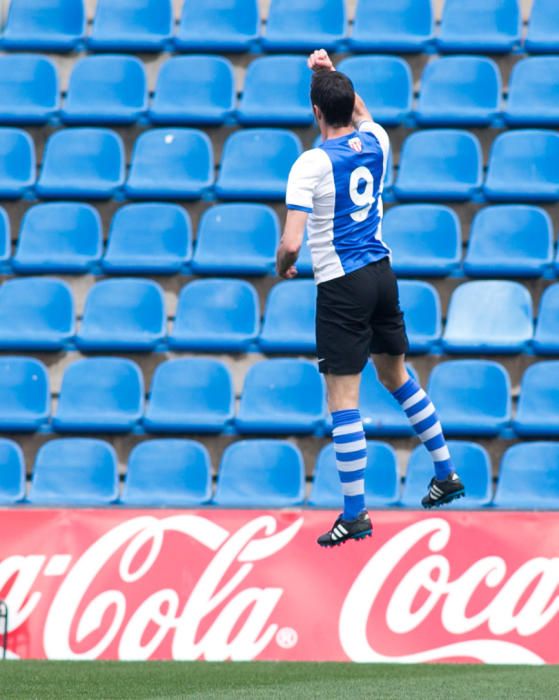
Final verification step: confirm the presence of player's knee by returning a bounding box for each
[377,366,409,393]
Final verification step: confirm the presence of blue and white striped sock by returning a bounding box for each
[331,408,367,520]
[392,377,454,480]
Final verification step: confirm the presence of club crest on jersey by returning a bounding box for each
[348,137,363,153]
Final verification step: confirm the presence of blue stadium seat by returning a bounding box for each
[122,439,212,506]
[53,358,143,433]
[443,281,533,354]
[61,55,147,125]
[191,203,278,276]
[13,202,101,274]
[525,0,559,53]
[263,0,345,52]
[0,357,49,431]
[416,56,501,127]
[36,128,124,200]
[400,441,492,508]
[504,58,559,127]
[348,0,433,53]
[0,128,35,198]
[89,0,172,52]
[236,359,326,434]
[259,280,316,353]
[394,130,482,201]
[0,208,11,270]
[125,129,213,200]
[0,55,58,124]
[534,285,559,355]
[213,440,305,507]
[437,0,521,53]
[428,360,511,436]
[484,130,559,202]
[386,205,461,277]
[169,279,259,352]
[3,0,85,51]
[175,0,259,52]
[464,205,553,278]
[0,440,25,504]
[144,359,234,433]
[76,279,166,352]
[0,278,74,350]
[238,56,313,126]
[102,203,191,275]
[337,56,412,126]
[398,280,441,353]
[28,439,118,505]
[493,442,559,509]
[149,56,235,126]
[216,129,302,201]
[308,441,399,507]
[514,362,559,436]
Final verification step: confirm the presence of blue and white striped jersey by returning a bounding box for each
[286,120,390,285]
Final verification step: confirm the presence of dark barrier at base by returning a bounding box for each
[0,601,7,660]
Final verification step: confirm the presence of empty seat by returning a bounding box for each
[464,205,553,278]
[0,128,35,198]
[398,280,441,353]
[0,208,11,270]
[0,357,49,431]
[125,129,213,200]
[356,362,416,437]
[437,0,521,53]
[102,203,191,275]
[428,360,511,436]
[525,0,559,53]
[534,285,559,354]
[149,56,235,126]
[400,441,492,508]
[144,359,234,433]
[169,279,259,352]
[122,439,212,506]
[216,129,302,200]
[505,58,559,126]
[514,362,559,436]
[236,359,326,434]
[386,204,461,277]
[308,441,399,507]
[0,440,25,504]
[263,0,345,52]
[89,0,172,52]
[36,128,124,199]
[337,56,412,126]
[494,442,559,509]
[191,203,278,276]
[3,0,85,51]
[348,0,433,52]
[213,440,305,507]
[416,57,501,127]
[0,278,74,350]
[61,55,147,125]
[28,439,118,505]
[443,281,533,354]
[259,280,316,353]
[394,130,482,201]
[0,55,58,124]
[484,130,559,202]
[175,0,259,52]
[76,279,166,352]
[53,358,143,433]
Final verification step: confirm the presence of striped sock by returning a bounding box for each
[331,408,367,520]
[392,377,454,480]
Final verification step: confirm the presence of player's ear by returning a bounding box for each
[313,104,322,123]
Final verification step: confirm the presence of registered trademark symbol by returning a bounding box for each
[276,627,298,649]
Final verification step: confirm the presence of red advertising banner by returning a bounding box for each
[1,509,558,663]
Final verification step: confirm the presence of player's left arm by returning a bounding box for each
[276,210,307,279]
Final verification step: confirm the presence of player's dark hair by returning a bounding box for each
[310,70,355,127]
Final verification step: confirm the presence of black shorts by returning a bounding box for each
[316,257,409,375]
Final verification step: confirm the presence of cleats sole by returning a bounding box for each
[423,489,466,509]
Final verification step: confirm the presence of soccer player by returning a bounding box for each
[276,49,465,547]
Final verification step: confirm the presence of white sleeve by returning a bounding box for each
[285,148,330,213]
[358,120,390,191]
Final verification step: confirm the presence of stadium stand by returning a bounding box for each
[175,0,260,52]
[0,54,58,124]
[2,0,85,52]
[437,0,521,53]
[505,57,559,127]
[493,442,559,509]
[259,279,316,353]
[0,128,35,198]
[88,0,173,52]
[0,439,25,504]
[0,208,11,270]
[525,0,559,53]
[0,357,49,432]
[348,0,433,53]
[262,0,346,52]
[534,285,559,355]
[514,362,559,437]
[398,280,441,353]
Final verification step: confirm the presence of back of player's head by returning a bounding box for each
[310,70,355,127]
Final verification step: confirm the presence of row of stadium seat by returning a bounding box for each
[3,53,559,128]
[0,356,557,437]
[2,0,558,55]
[2,126,559,202]
[1,436,558,510]
[0,277,558,356]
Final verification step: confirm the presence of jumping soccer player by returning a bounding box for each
[276,49,465,548]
